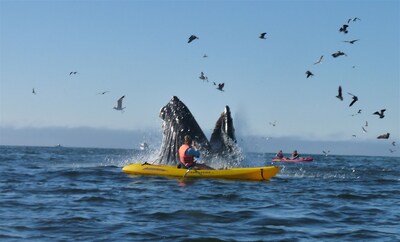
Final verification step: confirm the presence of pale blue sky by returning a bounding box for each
[1,0,399,155]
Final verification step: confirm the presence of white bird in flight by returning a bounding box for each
[314,55,324,65]
[362,126,367,133]
[113,95,126,112]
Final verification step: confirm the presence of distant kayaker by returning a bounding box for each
[178,135,214,170]
[291,150,300,159]
[275,150,284,159]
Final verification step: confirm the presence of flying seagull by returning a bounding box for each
[322,150,330,156]
[365,121,368,127]
[392,141,396,146]
[343,39,360,44]
[32,88,37,95]
[217,83,225,91]
[305,70,314,78]
[203,54,208,58]
[339,24,349,34]
[351,109,362,116]
[332,51,347,58]
[373,109,386,119]
[336,86,343,101]
[377,133,390,139]
[389,148,396,153]
[351,17,361,22]
[69,71,78,75]
[269,121,277,127]
[314,55,324,65]
[188,35,199,43]
[113,95,126,111]
[199,72,208,81]
[259,32,267,39]
[97,91,110,95]
[347,93,358,107]
[362,126,367,133]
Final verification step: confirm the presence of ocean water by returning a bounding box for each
[1,146,399,241]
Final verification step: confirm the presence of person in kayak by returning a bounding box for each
[275,150,284,159]
[291,150,300,159]
[178,135,214,170]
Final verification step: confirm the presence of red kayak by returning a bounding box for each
[272,157,313,162]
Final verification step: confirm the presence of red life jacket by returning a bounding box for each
[178,144,194,166]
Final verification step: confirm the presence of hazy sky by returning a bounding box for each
[1,0,399,155]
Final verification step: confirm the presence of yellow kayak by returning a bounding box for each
[122,163,280,181]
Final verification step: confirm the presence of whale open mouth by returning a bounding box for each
[155,96,242,167]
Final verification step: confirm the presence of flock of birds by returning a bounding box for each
[186,18,397,155]
[189,20,397,154]
[198,71,225,91]
[30,17,396,154]
[305,17,396,154]
[190,32,268,92]
[33,72,126,112]
[190,34,227,92]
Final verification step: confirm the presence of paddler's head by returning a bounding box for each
[184,135,192,145]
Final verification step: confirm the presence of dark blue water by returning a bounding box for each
[1,146,399,241]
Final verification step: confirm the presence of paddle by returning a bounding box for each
[183,165,194,178]
[182,157,205,178]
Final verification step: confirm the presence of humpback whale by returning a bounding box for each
[156,96,242,167]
